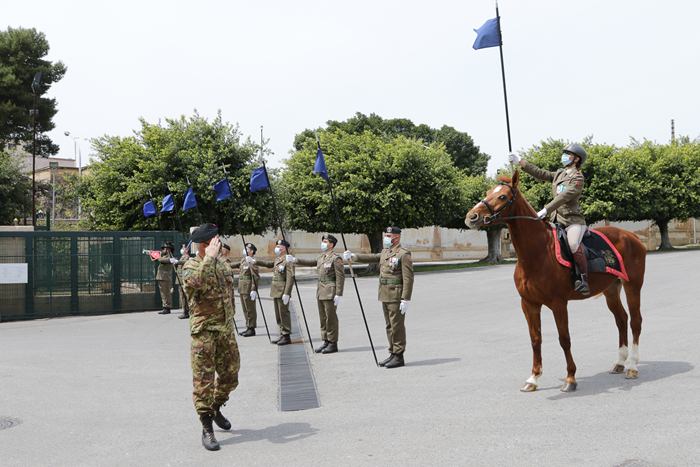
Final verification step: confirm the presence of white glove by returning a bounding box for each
[285,255,295,263]
[333,295,341,307]
[342,250,352,261]
[536,208,548,219]
[169,258,178,264]
[400,300,410,315]
[507,153,521,164]
[245,256,256,264]
[282,294,290,305]
[250,291,257,301]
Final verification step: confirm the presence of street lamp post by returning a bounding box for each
[64,131,82,217]
[30,72,42,227]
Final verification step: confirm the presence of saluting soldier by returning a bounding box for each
[290,234,345,354]
[508,143,590,294]
[343,227,413,368]
[252,240,295,345]
[229,243,260,337]
[156,242,176,315]
[182,223,240,451]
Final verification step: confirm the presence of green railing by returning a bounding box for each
[0,231,185,322]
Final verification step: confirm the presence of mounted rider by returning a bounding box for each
[508,143,590,295]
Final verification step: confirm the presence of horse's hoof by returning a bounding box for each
[609,364,625,374]
[560,382,577,392]
[625,369,638,379]
[520,382,537,392]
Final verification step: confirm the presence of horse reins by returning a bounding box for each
[481,181,542,225]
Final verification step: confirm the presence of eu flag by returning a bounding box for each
[313,147,329,181]
[250,166,270,193]
[183,188,198,211]
[160,194,174,213]
[473,17,500,50]
[213,179,232,201]
[143,201,156,217]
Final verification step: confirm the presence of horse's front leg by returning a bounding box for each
[551,300,577,392]
[520,299,543,392]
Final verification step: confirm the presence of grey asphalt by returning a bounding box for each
[1,251,698,467]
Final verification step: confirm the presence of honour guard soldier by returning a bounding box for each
[343,227,413,368]
[252,240,295,345]
[156,242,176,314]
[182,223,240,451]
[290,234,345,354]
[229,243,260,337]
[176,244,191,319]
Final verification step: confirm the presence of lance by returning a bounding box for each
[185,175,204,224]
[493,1,514,177]
[260,126,315,351]
[221,163,272,342]
[315,132,379,366]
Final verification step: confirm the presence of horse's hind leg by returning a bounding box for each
[603,279,629,374]
[622,278,643,379]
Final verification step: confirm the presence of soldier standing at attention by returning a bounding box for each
[251,239,295,346]
[176,244,191,320]
[182,223,240,451]
[156,242,176,315]
[343,227,413,368]
[289,234,345,354]
[229,243,260,337]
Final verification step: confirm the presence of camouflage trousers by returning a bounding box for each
[190,330,240,418]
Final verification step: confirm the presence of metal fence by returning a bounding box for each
[0,231,185,322]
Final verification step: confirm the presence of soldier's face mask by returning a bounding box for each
[383,236,393,248]
[321,241,329,251]
[561,152,574,167]
[275,247,282,255]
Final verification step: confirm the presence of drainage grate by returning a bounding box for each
[278,302,321,411]
[0,417,21,430]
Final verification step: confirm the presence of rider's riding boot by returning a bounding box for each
[572,246,590,296]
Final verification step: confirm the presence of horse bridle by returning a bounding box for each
[480,181,541,225]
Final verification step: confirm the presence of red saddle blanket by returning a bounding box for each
[552,226,629,282]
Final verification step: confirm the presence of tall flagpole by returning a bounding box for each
[260,126,315,351]
[495,1,514,176]
[315,133,379,366]
[221,164,272,342]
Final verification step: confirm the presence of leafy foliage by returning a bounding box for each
[0,27,67,156]
[0,150,33,223]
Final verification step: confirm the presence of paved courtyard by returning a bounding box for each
[1,250,698,466]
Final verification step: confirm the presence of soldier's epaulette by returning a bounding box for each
[401,247,411,253]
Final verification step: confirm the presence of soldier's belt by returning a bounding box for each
[318,277,336,282]
[272,277,286,282]
[380,278,402,284]
[239,277,251,281]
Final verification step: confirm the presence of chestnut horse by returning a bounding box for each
[465,171,646,392]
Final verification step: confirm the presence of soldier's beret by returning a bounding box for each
[323,234,338,244]
[222,243,231,251]
[190,223,218,243]
[245,243,257,253]
[276,239,291,248]
[386,226,402,234]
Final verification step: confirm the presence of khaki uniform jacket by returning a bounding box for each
[229,260,260,295]
[256,257,295,298]
[522,161,586,227]
[174,256,189,284]
[353,244,413,302]
[155,253,173,281]
[295,252,345,300]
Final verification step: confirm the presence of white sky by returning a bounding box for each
[6,1,699,175]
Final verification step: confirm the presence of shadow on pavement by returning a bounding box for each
[406,357,461,367]
[546,360,694,400]
[219,422,319,445]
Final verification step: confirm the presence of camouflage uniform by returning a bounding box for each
[183,254,240,418]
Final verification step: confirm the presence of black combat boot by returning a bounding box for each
[201,414,220,451]
[271,335,282,344]
[241,327,255,337]
[158,308,171,315]
[572,246,590,295]
[276,334,291,346]
[315,341,329,353]
[322,342,338,354]
[211,403,231,430]
[379,354,395,367]
[178,311,189,319]
[385,353,405,369]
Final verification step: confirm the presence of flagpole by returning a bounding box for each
[185,175,204,224]
[495,1,514,176]
[260,126,315,351]
[221,164,272,342]
[315,133,379,366]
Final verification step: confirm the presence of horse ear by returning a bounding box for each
[512,170,520,188]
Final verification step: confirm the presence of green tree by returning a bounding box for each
[294,112,490,175]
[0,27,67,156]
[284,130,468,254]
[0,150,33,223]
[80,111,272,234]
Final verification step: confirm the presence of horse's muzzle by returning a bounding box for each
[465,212,483,229]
